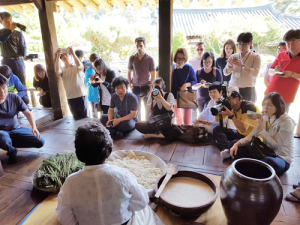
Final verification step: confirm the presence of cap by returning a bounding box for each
[227,86,240,97]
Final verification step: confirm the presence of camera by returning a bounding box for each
[210,83,231,116]
[107,121,114,127]
[152,85,161,97]
[26,54,38,62]
[61,48,70,54]
[94,74,100,82]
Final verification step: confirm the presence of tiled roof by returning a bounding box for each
[172,4,300,36]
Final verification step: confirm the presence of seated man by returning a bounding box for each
[101,76,139,138]
[193,81,223,134]
[56,122,159,225]
[212,86,260,159]
[0,74,44,164]
[0,65,29,105]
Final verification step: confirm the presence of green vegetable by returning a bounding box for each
[33,154,84,190]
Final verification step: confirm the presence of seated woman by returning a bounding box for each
[193,81,223,134]
[100,76,139,138]
[89,58,116,115]
[56,122,161,225]
[33,64,52,107]
[229,92,296,176]
[135,77,181,140]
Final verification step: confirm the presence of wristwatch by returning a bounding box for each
[291,73,294,78]
[241,64,246,70]
[228,114,234,119]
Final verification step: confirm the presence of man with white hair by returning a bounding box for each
[55,47,88,119]
[212,86,260,159]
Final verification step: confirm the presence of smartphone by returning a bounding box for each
[247,111,262,120]
[232,55,238,60]
[276,72,285,76]
[204,82,211,88]
[61,48,70,54]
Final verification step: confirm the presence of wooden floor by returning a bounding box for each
[0,117,300,224]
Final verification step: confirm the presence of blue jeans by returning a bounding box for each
[0,127,45,156]
[100,114,137,134]
[132,85,150,121]
[213,126,245,151]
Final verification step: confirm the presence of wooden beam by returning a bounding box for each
[54,4,61,13]
[217,0,226,6]
[0,6,14,13]
[198,0,207,7]
[147,0,157,10]
[0,0,32,7]
[38,0,68,119]
[56,1,74,13]
[78,0,99,13]
[68,0,87,14]
[159,0,173,92]
[114,0,126,12]
[97,0,112,12]
[23,4,35,13]
[9,5,24,14]
[130,0,141,11]
[181,0,190,7]
[32,0,43,10]
[234,0,244,6]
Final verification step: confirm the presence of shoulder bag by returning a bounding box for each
[177,87,198,109]
[247,136,278,159]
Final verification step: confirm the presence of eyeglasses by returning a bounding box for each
[196,48,204,51]
[237,43,249,47]
[176,57,185,61]
[203,61,213,64]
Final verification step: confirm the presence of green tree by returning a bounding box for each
[172,29,189,55]
[272,0,300,15]
[194,14,287,57]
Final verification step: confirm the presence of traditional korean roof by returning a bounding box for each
[172,3,300,36]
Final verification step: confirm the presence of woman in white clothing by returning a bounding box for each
[229,92,296,176]
[56,122,161,225]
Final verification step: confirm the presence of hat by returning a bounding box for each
[227,86,240,98]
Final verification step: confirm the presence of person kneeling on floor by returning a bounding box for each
[0,74,44,164]
[56,122,162,225]
[100,76,139,138]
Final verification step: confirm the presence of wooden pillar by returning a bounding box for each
[159,0,173,92]
[297,114,300,137]
[0,161,3,177]
[35,0,67,119]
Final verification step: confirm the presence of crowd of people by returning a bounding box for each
[1,10,300,211]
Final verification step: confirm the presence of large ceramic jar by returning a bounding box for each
[220,158,283,225]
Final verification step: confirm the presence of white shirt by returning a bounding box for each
[224,51,261,88]
[147,92,174,109]
[56,164,149,225]
[187,56,202,72]
[59,65,87,99]
[100,75,111,106]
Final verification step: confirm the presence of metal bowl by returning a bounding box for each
[155,170,219,218]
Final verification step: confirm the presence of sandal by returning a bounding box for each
[286,190,300,202]
[293,182,300,189]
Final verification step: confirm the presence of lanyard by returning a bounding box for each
[266,119,276,131]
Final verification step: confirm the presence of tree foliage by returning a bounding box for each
[194,14,287,57]
[272,0,300,15]
[172,29,189,55]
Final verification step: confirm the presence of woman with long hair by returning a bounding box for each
[33,64,52,107]
[229,92,296,176]
[216,39,236,84]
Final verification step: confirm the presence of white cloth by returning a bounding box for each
[147,92,174,109]
[59,65,87,99]
[263,62,273,82]
[127,205,163,225]
[198,99,220,133]
[238,113,296,164]
[56,164,149,225]
[224,51,261,88]
[187,56,201,72]
[100,75,111,106]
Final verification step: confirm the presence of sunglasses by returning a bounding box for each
[196,48,204,51]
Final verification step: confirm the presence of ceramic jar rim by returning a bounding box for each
[232,158,276,181]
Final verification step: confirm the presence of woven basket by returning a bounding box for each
[31,171,60,193]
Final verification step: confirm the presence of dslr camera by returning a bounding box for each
[210,83,231,116]
[152,85,161,97]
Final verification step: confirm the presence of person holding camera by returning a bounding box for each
[265,29,300,113]
[0,12,27,86]
[55,47,88,119]
[89,58,116,115]
[172,47,197,125]
[212,86,260,159]
[193,51,223,113]
[229,93,295,176]
[224,32,261,101]
[100,77,139,138]
[135,77,181,140]
[193,81,224,134]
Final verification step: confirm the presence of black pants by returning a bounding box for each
[100,105,109,114]
[2,58,26,86]
[67,96,88,119]
[132,85,150,121]
[39,92,52,107]
[213,126,245,151]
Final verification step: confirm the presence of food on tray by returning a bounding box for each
[107,151,162,189]
[33,154,84,190]
[160,177,215,207]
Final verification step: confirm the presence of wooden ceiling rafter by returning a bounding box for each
[56,1,74,13]
[23,3,36,13]
[130,0,141,11]
[1,6,14,13]
[114,0,127,12]
[78,0,99,13]
[146,0,157,10]
[181,0,190,8]
[9,5,24,14]
[68,0,87,14]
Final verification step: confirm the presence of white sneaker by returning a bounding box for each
[220,149,230,159]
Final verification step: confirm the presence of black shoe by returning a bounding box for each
[116,131,123,138]
[8,155,17,164]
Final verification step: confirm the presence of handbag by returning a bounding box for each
[177,87,198,109]
[177,125,209,144]
[248,136,278,159]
